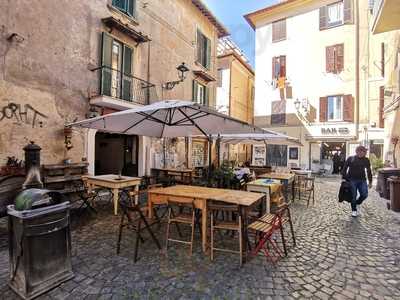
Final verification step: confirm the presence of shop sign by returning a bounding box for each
[321,127,350,135]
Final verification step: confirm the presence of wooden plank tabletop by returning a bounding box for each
[148,185,264,207]
[152,168,193,173]
[258,173,295,181]
[85,174,141,183]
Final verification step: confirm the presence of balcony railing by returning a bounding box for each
[92,65,158,105]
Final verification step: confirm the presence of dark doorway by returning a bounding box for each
[95,133,139,176]
[321,142,346,174]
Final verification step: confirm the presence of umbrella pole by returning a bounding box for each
[264,141,268,167]
[208,135,213,180]
[216,134,221,168]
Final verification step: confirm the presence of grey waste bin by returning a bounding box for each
[376,168,400,199]
[7,191,73,300]
[388,176,400,212]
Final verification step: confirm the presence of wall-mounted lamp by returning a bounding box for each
[294,98,309,114]
[7,33,25,43]
[162,62,190,90]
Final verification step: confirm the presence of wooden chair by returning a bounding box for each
[248,202,296,261]
[165,196,197,255]
[74,178,98,215]
[208,202,243,266]
[295,176,315,207]
[116,202,161,262]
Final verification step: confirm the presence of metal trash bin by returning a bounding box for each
[7,189,73,300]
[388,176,400,212]
[376,168,400,199]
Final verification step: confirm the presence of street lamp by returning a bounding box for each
[163,62,190,90]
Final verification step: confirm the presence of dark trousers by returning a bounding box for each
[349,179,368,211]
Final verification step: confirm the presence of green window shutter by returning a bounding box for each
[127,0,135,17]
[204,86,209,106]
[122,45,133,101]
[192,80,198,102]
[112,0,125,11]
[101,32,113,96]
[206,37,211,70]
[196,30,203,65]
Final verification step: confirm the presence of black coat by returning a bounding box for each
[338,180,353,203]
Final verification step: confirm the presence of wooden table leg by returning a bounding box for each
[113,188,119,215]
[201,204,208,253]
[134,184,139,205]
[148,194,154,219]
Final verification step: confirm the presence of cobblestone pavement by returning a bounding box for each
[1,178,400,299]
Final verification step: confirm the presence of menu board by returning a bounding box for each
[192,141,206,167]
[253,145,266,166]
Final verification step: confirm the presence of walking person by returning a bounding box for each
[341,146,373,217]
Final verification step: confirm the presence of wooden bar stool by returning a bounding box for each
[208,201,243,266]
[165,196,197,255]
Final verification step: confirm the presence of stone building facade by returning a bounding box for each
[0,0,228,176]
[245,0,395,171]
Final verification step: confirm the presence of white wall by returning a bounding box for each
[254,8,356,120]
[216,68,231,114]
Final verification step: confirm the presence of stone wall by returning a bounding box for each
[0,0,223,168]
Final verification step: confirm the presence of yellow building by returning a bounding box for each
[371,0,400,167]
[245,0,393,171]
[216,37,255,164]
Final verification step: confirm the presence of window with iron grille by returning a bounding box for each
[272,19,286,43]
[196,30,211,70]
[112,0,136,18]
[101,32,134,101]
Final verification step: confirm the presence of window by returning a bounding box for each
[327,96,343,121]
[327,2,343,26]
[272,19,286,42]
[112,0,136,17]
[272,56,286,80]
[326,44,344,74]
[320,0,353,30]
[101,32,134,101]
[196,30,211,69]
[320,95,353,122]
[271,100,286,125]
[192,81,208,105]
[266,145,288,167]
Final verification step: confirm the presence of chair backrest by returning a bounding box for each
[270,185,285,204]
[167,196,195,209]
[304,177,315,189]
[208,200,239,213]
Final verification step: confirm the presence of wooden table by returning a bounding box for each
[148,185,264,252]
[257,173,296,201]
[246,179,282,214]
[85,175,142,215]
[152,168,193,184]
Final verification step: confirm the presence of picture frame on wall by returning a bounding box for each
[289,147,299,160]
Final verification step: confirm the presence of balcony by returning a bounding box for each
[372,0,400,34]
[90,66,158,110]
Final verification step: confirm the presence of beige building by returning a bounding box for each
[371,0,400,167]
[216,37,255,164]
[245,0,391,171]
[0,0,228,176]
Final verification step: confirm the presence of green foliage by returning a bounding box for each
[209,161,235,188]
[370,153,384,174]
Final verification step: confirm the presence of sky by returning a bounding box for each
[203,0,276,67]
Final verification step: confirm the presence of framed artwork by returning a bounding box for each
[289,147,299,160]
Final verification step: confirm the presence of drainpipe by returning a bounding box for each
[147,41,151,104]
[355,0,360,143]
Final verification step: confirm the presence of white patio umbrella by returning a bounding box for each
[68,100,265,172]
[216,133,302,146]
[69,100,265,137]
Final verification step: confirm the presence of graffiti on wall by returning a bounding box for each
[0,103,48,128]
